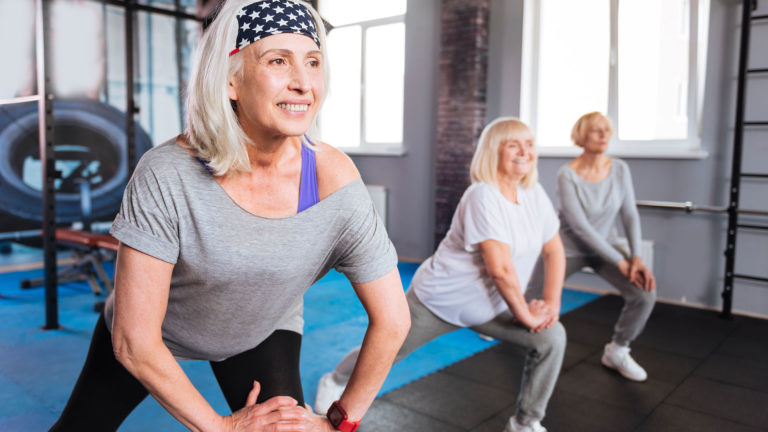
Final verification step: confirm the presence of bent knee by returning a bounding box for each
[536,321,566,350]
[627,286,656,306]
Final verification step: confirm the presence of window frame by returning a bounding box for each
[521,0,710,159]
[317,5,407,156]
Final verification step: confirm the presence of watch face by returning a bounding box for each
[328,407,345,426]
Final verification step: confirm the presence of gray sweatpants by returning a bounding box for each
[332,289,566,425]
[528,254,656,346]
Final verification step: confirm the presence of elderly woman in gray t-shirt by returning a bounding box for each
[50,1,409,431]
[532,111,656,382]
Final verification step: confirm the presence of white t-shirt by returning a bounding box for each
[413,182,559,327]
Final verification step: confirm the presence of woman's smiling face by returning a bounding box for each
[498,132,536,180]
[228,33,324,140]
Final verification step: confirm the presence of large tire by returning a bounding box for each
[0,99,153,232]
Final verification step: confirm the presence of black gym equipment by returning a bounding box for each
[0,99,153,235]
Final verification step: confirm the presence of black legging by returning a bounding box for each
[50,314,304,431]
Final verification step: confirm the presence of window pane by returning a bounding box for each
[365,23,404,144]
[0,0,35,99]
[619,0,689,140]
[51,0,104,98]
[319,0,406,26]
[319,25,361,147]
[137,0,196,14]
[536,0,609,147]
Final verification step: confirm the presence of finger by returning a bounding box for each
[246,381,261,407]
[252,395,299,415]
[304,402,315,414]
[250,408,306,430]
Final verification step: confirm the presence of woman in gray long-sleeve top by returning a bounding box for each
[531,112,656,382]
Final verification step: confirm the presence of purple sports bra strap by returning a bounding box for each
[297,136,319,212]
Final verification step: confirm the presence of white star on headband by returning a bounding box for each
[231,0,320,56]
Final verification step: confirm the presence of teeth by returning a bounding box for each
[277,103,308,112]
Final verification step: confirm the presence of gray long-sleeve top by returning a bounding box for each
[557,158,643,264]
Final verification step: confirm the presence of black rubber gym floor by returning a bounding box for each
[358,294,768,432]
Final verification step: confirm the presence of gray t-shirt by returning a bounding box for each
[104,140,397,361]
[557,158,643,264]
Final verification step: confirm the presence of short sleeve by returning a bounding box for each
[535,183,560,243]
[333,194,397,284]
[110,150,180,264]
[462,184,508,252]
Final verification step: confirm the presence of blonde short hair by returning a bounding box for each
[470,117,538,189]
[184,0,328,176]
[570,111,613,147]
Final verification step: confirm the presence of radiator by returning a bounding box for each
[365,185,388,228]
[614,237,654,272]
[583,237,654,272]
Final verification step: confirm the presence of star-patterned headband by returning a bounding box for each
[230,0,319,56]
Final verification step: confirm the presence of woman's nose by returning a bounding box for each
[289,66,311,94]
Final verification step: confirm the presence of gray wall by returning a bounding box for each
[354,0,767,316]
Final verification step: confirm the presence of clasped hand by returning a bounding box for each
[223,381,334,432]
[527,299,559,333]
[619,258,656,291]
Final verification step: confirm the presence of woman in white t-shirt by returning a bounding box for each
[315,118,566,432]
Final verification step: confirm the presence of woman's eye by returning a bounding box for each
[308,59,320,68]
[270,58,286,65]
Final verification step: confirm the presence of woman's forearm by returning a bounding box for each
[339,316,409,421]
[540,236,566,313]
[492,271,544,328]
[114,337,224,432]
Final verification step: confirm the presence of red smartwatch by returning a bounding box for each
[326,400,360,432]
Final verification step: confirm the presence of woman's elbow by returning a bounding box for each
[389,302,411,345]
[111,329,151,374]
[112,332,135,370]
[396,312,411,343]
[487,265,512,286]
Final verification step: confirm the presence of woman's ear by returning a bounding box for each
[228,77,238,101]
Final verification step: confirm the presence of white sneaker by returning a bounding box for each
[503,417,547,432]
[314,372,346,414]
[601,342,648,382]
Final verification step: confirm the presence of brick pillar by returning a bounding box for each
[434,0,490,247]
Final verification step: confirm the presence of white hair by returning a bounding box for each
[184,0,329,175]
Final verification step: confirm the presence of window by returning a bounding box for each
[521,0,710,157]
[317,0,406,155]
